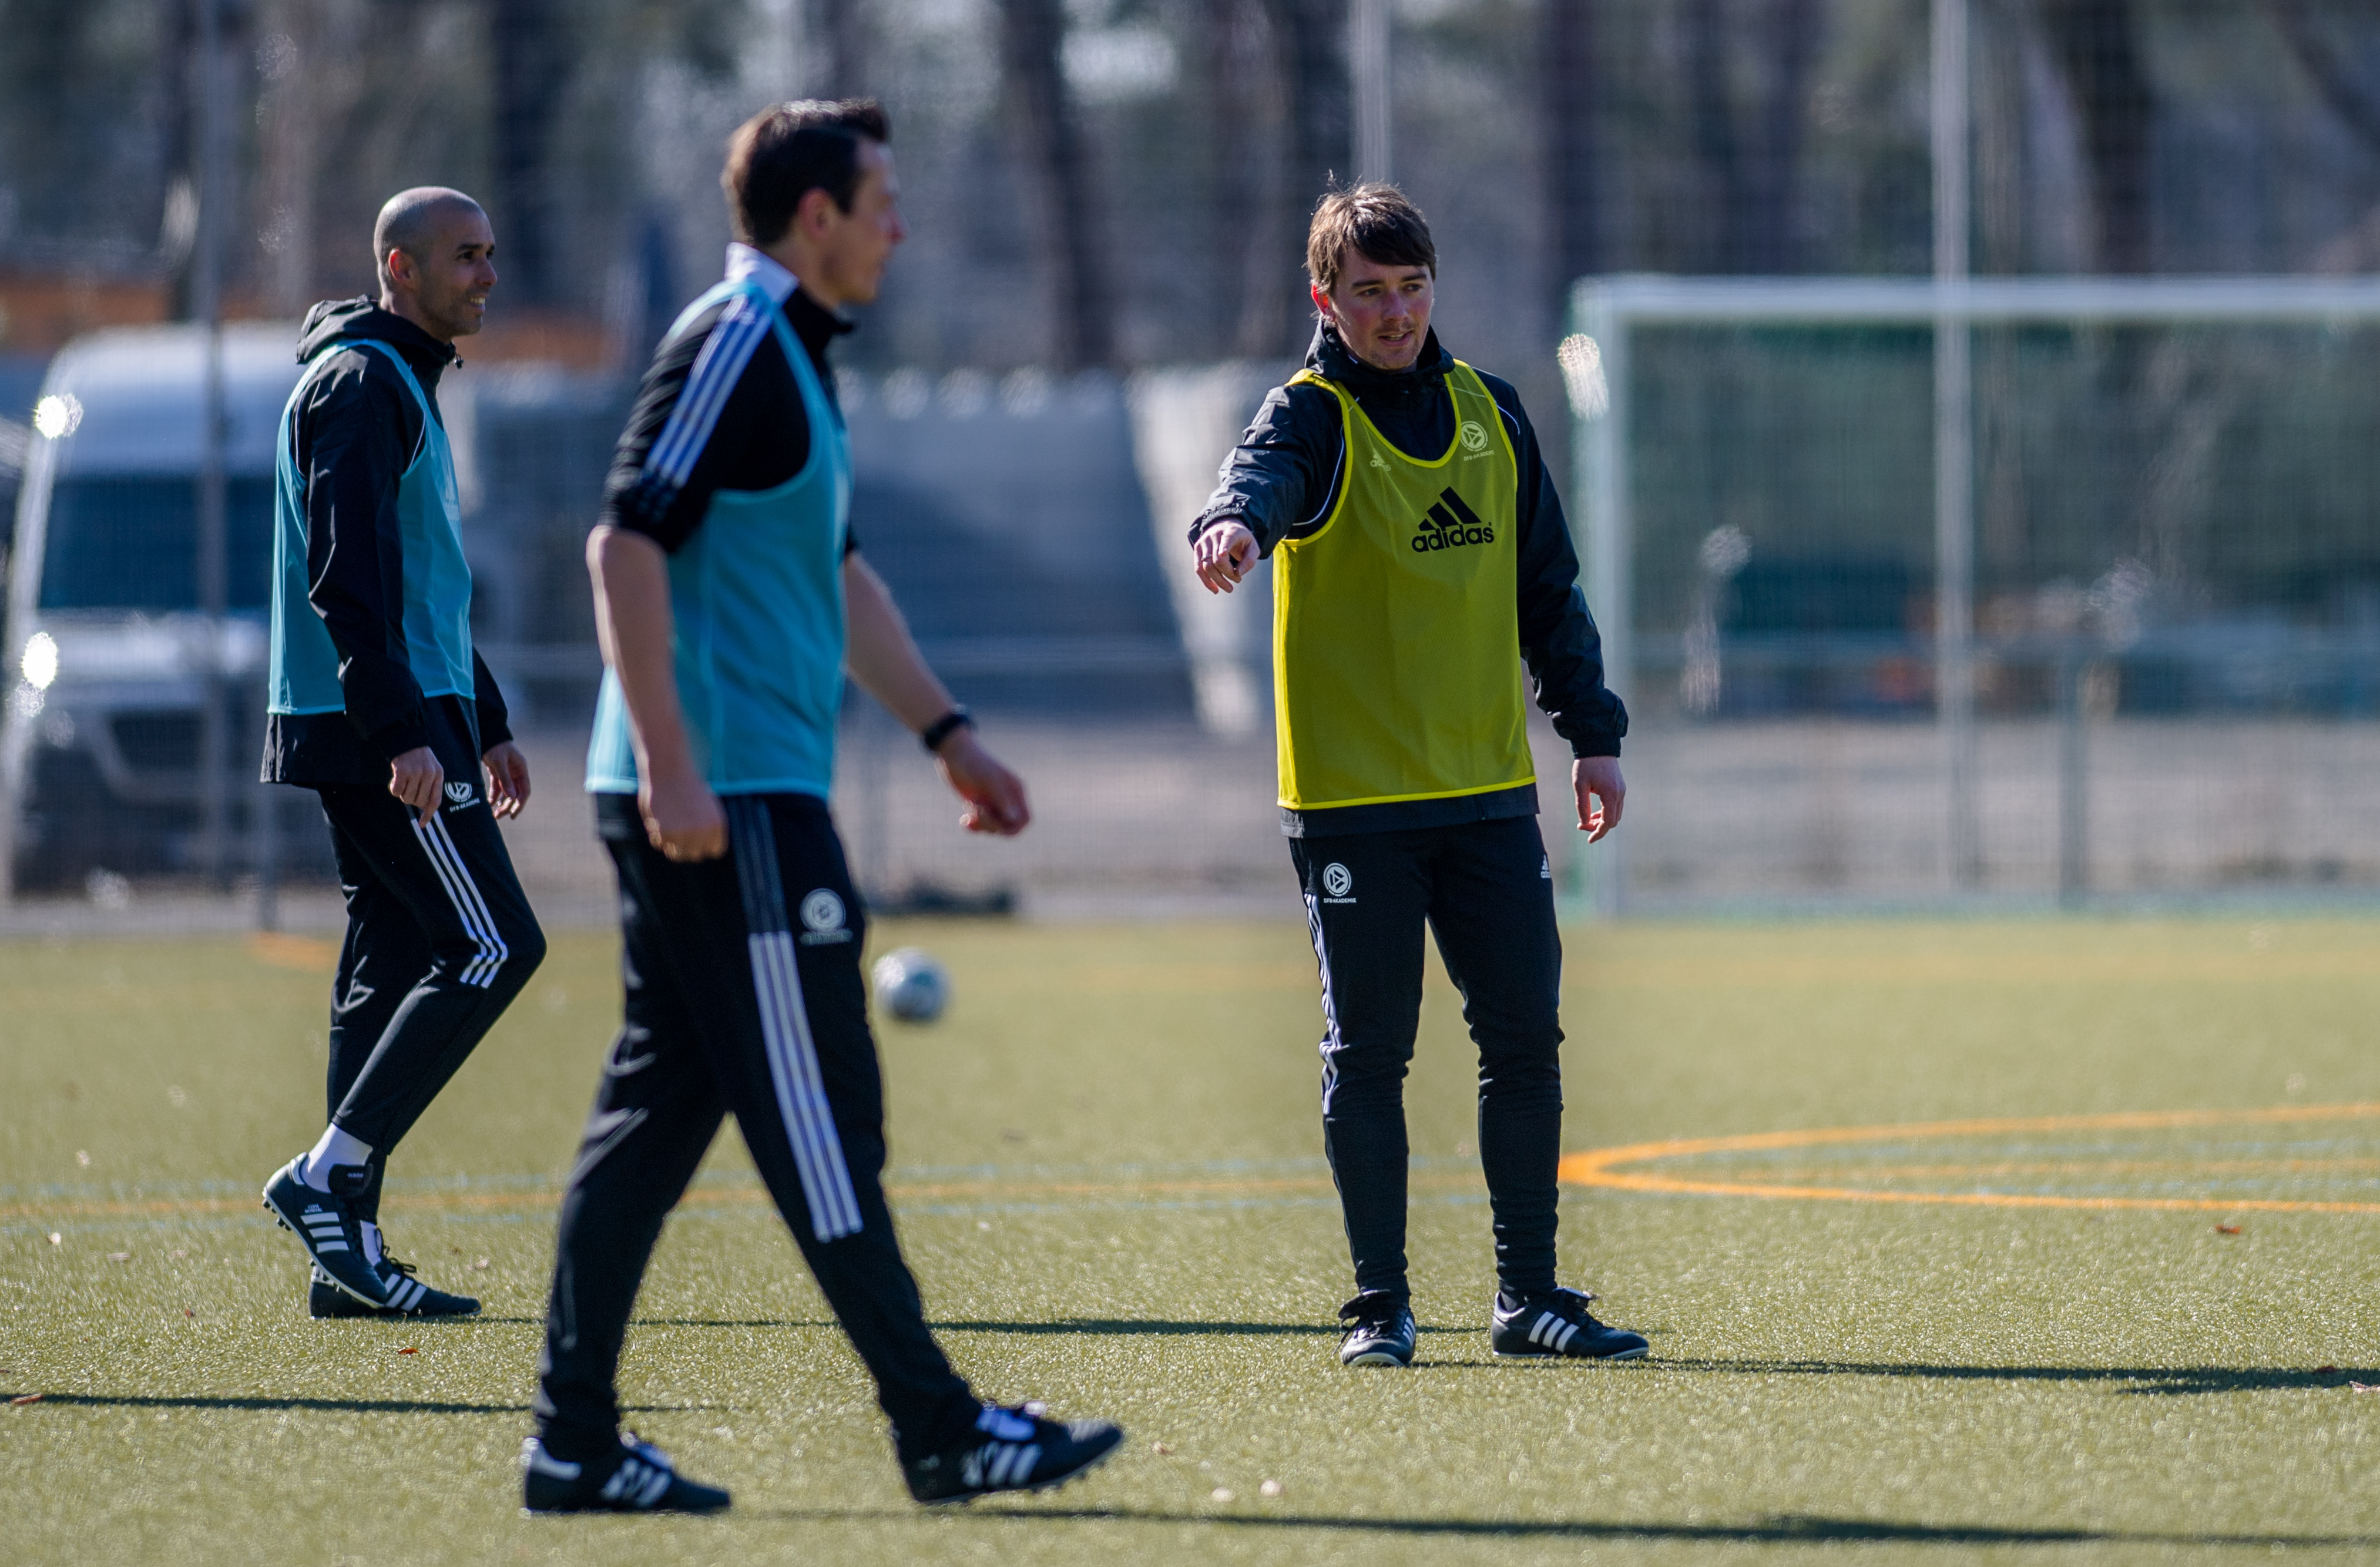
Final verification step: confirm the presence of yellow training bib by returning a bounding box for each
[1273,360,1533,812]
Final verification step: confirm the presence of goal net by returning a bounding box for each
[1563,276,2380,912]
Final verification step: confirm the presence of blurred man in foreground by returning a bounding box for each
[519,99,1122,1515]
[260,188,545,1319]
[1191,184,1647,1369]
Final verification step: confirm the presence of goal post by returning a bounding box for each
[1563,274,2380,916]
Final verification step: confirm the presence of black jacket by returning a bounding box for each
[1193,323,1626,834]
[260,298,511,786]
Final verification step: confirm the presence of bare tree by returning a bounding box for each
[2042,0,2153,273]
[1261,0,1348,349]
[1197,0,1291,357]
[1685,0,1820,274]
[997,0,1115,370]
[256,0,325,315]
[491,0,574,304]
[2267,0,2380,153]
[1747,0,1819,274]
[1542,0,1603,311]
[808,0,868,99]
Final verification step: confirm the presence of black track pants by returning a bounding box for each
[314,768,545,1216]
[535,793,980,1467]
[1290,814,1566,1303]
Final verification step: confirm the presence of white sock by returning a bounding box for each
[299,1125,374,1190]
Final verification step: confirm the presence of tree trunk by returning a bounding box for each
[1684,0,1748,271]
[808,0,868,99]
[2266,0,2380,155]
[997,0,1115,370]
[257,0,321,315]
[1745,0,1819,274]
[1542,0,1603,311]
[1203,0,1289,358]
[490,0,573,304]
[1686,0,1817,274]
[1268,0,1351,197]
[2042,0,2154,273]
[1263,0,1348,351]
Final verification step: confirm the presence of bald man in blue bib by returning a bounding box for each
[259,187,546,1321]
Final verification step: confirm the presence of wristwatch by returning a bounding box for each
[919,707,975,753]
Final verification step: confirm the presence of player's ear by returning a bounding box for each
[795,184,841,238]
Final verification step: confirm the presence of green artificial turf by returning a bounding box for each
[5,915,2380,1565]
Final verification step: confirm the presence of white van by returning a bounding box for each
[0,323,303,894]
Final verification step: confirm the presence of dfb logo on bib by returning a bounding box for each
[798,888,852,945]
[1459,419,1490,456]
[1321,863,1356,904]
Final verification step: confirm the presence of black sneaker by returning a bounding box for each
[902,1402,1124,1505]
[521,1434,730,1514]
[307,1247,480,1318]
[1491,1286,1649,1361]
[261,1156,388,1309]
[1337,1291,1417,1367]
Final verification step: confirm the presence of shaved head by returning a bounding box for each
[372,187,498,341]
[374,187,486,278]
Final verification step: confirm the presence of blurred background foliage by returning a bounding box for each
[4,0,2380,379]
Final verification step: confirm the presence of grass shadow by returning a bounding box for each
[1667,1358,2375,1396]
[750,1505,2380,1548]
[16,1393,724,1415]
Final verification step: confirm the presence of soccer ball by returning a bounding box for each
[871,947,950,1024]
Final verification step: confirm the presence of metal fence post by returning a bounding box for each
[1570,283,1630,918]
[193,0,233,892]
[1933,0,1979,890]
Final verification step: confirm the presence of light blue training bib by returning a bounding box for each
[585,279,852,798]
[269,338,474,714]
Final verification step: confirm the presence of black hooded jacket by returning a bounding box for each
[261,298,511,786]
[1191,323,1626,834]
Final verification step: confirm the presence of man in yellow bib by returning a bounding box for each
[1192,186,1647,1368]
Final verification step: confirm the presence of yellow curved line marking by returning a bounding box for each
[1558,1103,2380,1214]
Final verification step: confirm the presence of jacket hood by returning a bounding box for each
[1304,320,1454,400]
[295,297,461,371]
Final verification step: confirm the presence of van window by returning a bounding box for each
[38,476,274,611]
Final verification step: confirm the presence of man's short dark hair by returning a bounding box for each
[1305,183,1436,294]
[721,99,891,247]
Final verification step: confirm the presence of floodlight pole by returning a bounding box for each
[1932,0,1980,890]
[1575,288,1630,920]
[1350,0,1392,184]
[193,0,233,894]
